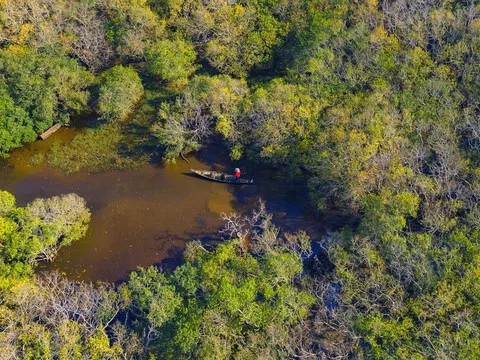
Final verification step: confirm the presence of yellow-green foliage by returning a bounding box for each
[0,48,93,157]
[146,38,197,88]
[126,239,314,358]
[0,192,90,276]
[1,0,480,358]
[97,66,144,122]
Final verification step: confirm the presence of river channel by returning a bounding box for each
[0,126,343,282]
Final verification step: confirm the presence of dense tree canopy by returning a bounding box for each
[0,191,90,286]
[127,238,314,358]
[0,84,33,157]
[97,65,145,122]
[146,38,197,88]
[0,0,163,70]
[0,197,314,359]
[1,0,480,358]
[150,1,480,357]
[0,48,93,156]
[153,74,248,161]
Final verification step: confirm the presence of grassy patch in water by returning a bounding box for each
[44,88,170,174]
[46,124,148,174]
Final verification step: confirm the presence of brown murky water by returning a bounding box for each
[0,127,337,282]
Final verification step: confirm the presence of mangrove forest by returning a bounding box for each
[1,0,480,359]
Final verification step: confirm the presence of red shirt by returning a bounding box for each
[234,169,241,178]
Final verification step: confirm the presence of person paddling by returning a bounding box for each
[234,168,241,182]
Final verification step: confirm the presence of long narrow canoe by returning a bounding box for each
[191,169,253,184]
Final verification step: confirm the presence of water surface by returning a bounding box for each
[0,127,334,282]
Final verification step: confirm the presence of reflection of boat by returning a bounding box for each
[191,169,254,184]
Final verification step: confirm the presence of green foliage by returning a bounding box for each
[171,0,290,77]
[0,192,90,276]
[0,190,16,215]
[97,65,144,122]
[127,266,182,329]
[0,84,35,157]
[153,75,248,162]
[86,329,121,360]
[360,190,420,238]
[127,239,314,358]
[0,273,141,360]
[355,314,419,360]
[0,49,93,125]
[0,0,165,70]
[146,38,197,88]
[326,215,480,358]
[0,48,93,157]
[2,1,480,359]
[16,323,53,360]
[102,0,164,59]
[245,79,323,166]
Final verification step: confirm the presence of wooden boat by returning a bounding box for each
[191,169,253,184]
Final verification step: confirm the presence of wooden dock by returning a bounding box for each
[39,123,61,140]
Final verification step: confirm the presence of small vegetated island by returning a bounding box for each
[1,1,480,359]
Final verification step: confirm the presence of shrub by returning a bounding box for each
[97,66,144,122]
[146,39,197,88]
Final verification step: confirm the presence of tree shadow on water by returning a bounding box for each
[152,231,221,273]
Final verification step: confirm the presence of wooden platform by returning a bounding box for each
[39,123,61,140]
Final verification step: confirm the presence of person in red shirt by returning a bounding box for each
[234,168,241,182]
